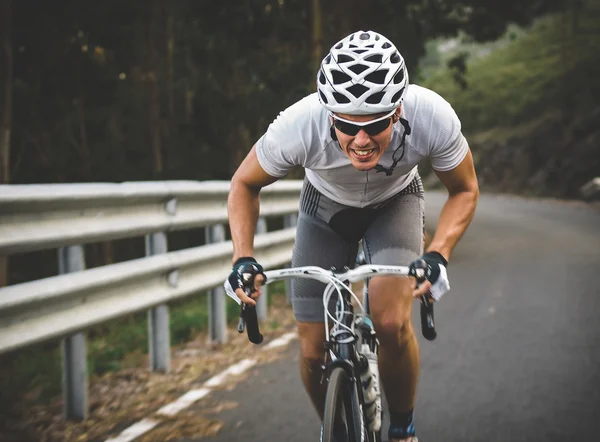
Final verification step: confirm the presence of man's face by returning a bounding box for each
[331,108,399,171]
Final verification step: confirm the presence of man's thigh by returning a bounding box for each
[363,192,424,267]
[291,212,358,323]
[362,193,424,320]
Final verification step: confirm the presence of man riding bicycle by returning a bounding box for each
[225,30,479,442]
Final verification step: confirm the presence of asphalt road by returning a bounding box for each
[185,193,600,442]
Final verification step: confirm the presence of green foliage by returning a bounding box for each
[419,2,600,197]
[420,6,600,134]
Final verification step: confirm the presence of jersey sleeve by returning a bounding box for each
[428,98,469,172]
[255,104,311,178]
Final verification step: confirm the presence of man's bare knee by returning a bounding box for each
[367,276,414,344]
[297,321,326,366]
[372,316,413,346]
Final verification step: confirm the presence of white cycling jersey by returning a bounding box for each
[256,84,469,208]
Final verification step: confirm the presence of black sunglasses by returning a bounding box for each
[333,116,392,137]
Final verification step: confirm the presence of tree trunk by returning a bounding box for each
[0,0,12,185]
[166,8,175,120]
[147,0,163,177]
[309,0,323,74]
[0,0,13,287]
[75,97,92,180]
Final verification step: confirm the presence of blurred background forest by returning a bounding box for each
[1,0,599,290]
[1,0,597,192]
[1,1,599,432]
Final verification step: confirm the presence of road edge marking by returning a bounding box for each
[103,332,297,442]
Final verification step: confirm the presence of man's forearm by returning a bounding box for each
[427,189,478,261]
[228,179,261,262]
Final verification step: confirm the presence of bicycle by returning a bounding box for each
[235,261,436,442]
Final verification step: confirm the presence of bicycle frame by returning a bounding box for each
[233,264,436,442]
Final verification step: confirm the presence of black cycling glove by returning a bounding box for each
[224,257,266,304]
[409,251,450,301]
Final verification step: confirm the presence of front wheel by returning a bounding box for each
[321,366,364,442]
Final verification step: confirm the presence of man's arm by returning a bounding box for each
[427,148,479,261]
[411,148,478,298]
[228,144,280,262]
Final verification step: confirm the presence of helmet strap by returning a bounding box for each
[374,117,411,176]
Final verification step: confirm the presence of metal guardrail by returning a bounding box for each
[0,229,296,355]
[0,180,302,255]
[0,180,303,420]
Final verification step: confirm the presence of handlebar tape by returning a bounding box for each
[237,286,263,344]
[410,258,438,341]
[420,296,437,341]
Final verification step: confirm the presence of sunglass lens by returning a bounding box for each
[364,118,391,136]
[334,120,360,136]
[334,117,391,136]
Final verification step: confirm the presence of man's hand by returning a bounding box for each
[224,257,266,306]
[409,252,450,301]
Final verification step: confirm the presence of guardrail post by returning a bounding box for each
[256,218,268,321]
[284,214,298,305]
[205,225,228,344]
[145,232,171,372]
[58,245,88,420]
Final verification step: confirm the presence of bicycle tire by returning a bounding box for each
[321,366,364,442]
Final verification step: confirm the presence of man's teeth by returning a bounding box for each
[355,149,373,155]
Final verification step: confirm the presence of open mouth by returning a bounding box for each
[350,148,376,161]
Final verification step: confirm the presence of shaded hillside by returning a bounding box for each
[419,2,600,198]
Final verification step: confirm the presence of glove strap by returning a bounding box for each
[423,251,448,267]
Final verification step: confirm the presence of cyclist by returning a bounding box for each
[225,30,479,442]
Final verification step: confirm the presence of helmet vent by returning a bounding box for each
[352,49,368,54]
[347,84,369,98]
[365,70,388,85]
[393,68,404,84]
[337,54,354,63]
[319,71,326,85]
[360,32,370,40]
[319,91,328,104]
[391,87,405,103]
[390,52,401,63]
[382,42,392,49]
[333,92,351,104]
[365,54,383,63]
[348,64,369,74]
[365,91,385,104]
[331,70,352,84]
[335,42,343,49]
[324,54,332,64]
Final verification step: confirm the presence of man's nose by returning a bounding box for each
[354,129,371,146]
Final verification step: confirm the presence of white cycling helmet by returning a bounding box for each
[317,30,409,115]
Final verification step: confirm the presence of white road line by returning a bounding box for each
[203,358,257,387]
[156,388,211,416]
[104,418,160,442]
[103,332,296,442]
[263,331,297,350]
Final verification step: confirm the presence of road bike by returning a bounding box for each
[236,261,436,442]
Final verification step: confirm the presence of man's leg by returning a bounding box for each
[296,321,328,418]
[362,185,425,441]
[290,212,358,419]
[368,276,419,441]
